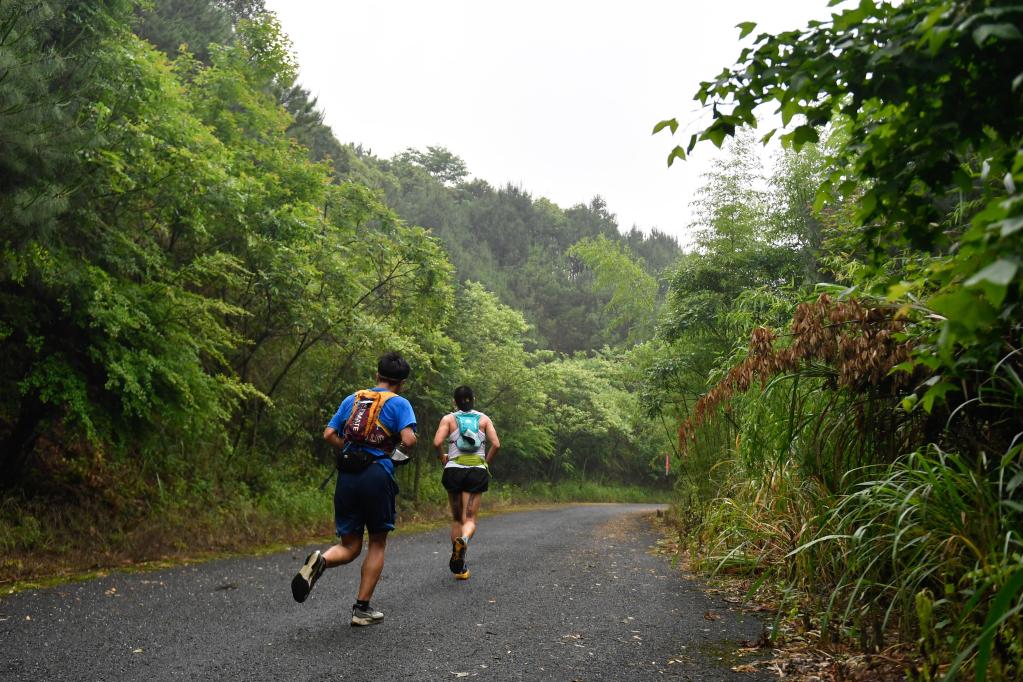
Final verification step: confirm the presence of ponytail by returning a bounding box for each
[453,385,474,412]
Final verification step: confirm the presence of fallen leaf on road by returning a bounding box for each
[703,611,721,621]
[732,663,759,673]
[132,649,143,654]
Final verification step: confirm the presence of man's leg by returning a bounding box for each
[292,532,363,603]
[350,532,389,626]
[356,531,389,602]
[323,533,363,567]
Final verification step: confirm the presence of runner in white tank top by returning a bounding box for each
[432,386,500,580]
[444,408,487,467]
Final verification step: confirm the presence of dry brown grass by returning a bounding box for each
[679,294,913,450]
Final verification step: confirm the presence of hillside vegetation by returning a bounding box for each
[2,1,1021,678]
[0,0,675,580]
[652,2,1023,678]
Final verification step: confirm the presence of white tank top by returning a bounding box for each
[445,410,487,469]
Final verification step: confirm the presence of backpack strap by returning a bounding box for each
[349,390,396,421]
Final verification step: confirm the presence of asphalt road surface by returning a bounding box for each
[1,504,771,681]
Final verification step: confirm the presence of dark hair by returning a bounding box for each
[377,351,411,383]
[453,385,474,412]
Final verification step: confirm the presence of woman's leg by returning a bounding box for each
[448,491,463,542]
[460,491,483,540]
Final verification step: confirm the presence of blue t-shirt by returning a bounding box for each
[327,388,417,476]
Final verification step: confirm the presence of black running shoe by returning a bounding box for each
[291,550,326,603]
[449,537,467,574]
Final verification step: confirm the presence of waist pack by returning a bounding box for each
[337,448,376,474]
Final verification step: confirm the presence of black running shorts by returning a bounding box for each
[442,466,490,494]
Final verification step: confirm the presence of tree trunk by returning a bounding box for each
[0,398,47,488]
[412,448,422,502]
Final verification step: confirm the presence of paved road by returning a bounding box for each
[0,504,769,681]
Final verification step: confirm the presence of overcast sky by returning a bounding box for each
[264,1,833,243]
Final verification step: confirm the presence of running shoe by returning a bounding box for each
[291,550,326,603]
[351,603,385,626]
[449,537,467,574]
[454,568,471,581]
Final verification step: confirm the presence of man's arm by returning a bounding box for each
[399,426,417,451]
[323,426,345,450]
[432,415,452,464]
[324,397,351,450]
[483,416,500,464]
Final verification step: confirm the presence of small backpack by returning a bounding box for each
[453,411,483,453]
[338,390,397,473]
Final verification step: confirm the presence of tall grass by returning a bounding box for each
[798,446,1023,680]
[674,417,1023,679]
[494,479,666,504]
[669,296,1023,678]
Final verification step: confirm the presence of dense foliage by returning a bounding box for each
[654,1,1022,678]
[10,1,1019,677]
[0,0,676,579]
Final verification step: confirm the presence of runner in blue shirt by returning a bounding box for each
[291,352,417,626]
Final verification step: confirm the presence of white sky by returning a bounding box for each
[264,1,833,243]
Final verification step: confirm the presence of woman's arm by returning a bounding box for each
[483,417,500,464]
[432,415,452,464]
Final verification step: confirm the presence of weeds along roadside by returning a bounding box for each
[0,455,664,590]
[667,295,1023,680]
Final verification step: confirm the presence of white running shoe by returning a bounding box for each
[291,550,326,603]
[351,604,384,626]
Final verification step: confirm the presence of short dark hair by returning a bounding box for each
[453,385,474,411]
[377,351,411,383]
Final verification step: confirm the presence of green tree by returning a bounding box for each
[444,282,553,473]
[397,146,469,186]
[655,2,1023,676]
[0,5,256,482]
[568,235,659,344]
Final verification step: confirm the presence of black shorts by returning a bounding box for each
[442,466,490,494]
